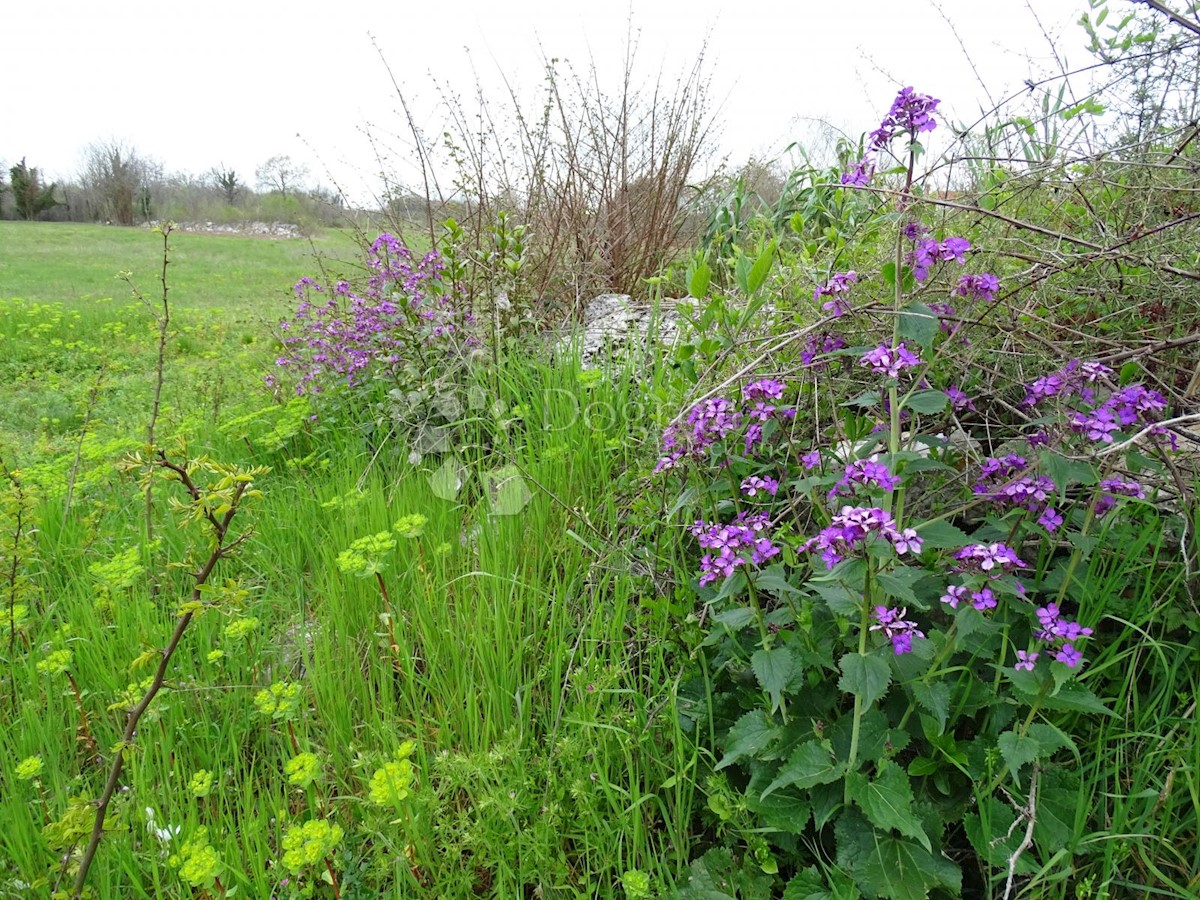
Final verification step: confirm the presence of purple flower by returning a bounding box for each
[743,379,786,402]
[829,459,900,498]
[1014,649,1039,671]
[940,584,969,609]
[954,542,1026,575]
[841,159,874,186]
[971,587,997,610]
[692,514,778,586]
[903,220,931,242]
[1054,644,1083,668]
[1038,507,1064,532]
[1071,407,1119,443]
[814,271,859,317]
[801,332,847,368]
[868,87,941,151]
[911,236,970,281]
[945,385,975,412]
[801,505,917,569]
[741,475,780,497]
[801,450,822,470]
[860,343,921,378]
[1034,603,1094,663]
[953,273,1000,301]
[870,605,925,655]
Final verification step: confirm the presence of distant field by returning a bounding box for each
[0,221,369,310]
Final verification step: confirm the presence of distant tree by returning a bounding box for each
[10,158,60,220]
[256,155,309,198]
[80,141,160,225]
[210,165,241,204]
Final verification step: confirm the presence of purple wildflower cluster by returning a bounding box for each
[941,542,1027,620]
[801,505,922,569]
[1033,602,1094,668]
[952,542,1027,575]
[829,460,900,499]
[944,385,975,412]
[801,332,848,368]
[690,512,780,586]
[741,475,780,497]
[1094,477,1147,517]
[1022,361,1169,448]
[973,455,1061,532]
[814,271,859,317]
[276,234,470,393]
[911,236,970,282]
[954,273,1000,302]
[842,87,940,186]
[860,342,921,378]
[654,380,797,473]
[871,606,925,654]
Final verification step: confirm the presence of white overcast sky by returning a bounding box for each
[5,0,1092,203]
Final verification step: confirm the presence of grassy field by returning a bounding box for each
[0,221,366,310]
[0,221,700,898]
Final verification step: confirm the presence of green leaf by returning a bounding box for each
[752,646,795,714]
[902,390,948,415]
[840,390,882,409]
[839,653,892,707]
[746,240,777,294]
[910,681,950,733]
[782,869,831,900]
[749,785,811,835]
[847,760,930,851]
[913,519,970,549]
[1042,681,1116,717]
[688,257,712,299]
[753,566,803,597]
[717,709,781,770]
[997,729,1039,788]
[811,579,862,617]
[712,606,755,632]
[898,301,939,350]
[734,253,752,296]
[761,741,844,799]
[876,566,929,608]
[836,811,961,900]
[678,847,739,899]
[1033,768,1083,854]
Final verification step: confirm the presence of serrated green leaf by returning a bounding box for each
[911,681,951,732]
[752,646,795,714]
[811,579,862,617]
[998,729,1040,788]
[678,847,739,899]
[898,301,939,350]
[717,709,781,771]
[1042,680,1116,717]
[836,811,960,900]
[749,784,810,834]
[876,567,927,608]
[838,653,892,707]
[762,741,844,798]
[847,760,930,851]
[712,606,756,632]
[903,390,949,415]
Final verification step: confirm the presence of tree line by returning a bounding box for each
[0,141,346,227]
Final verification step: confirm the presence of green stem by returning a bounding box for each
[845,565,875,803]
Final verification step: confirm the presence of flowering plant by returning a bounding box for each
[664,85,1184,897]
